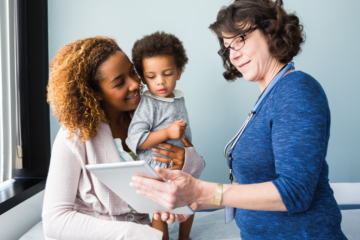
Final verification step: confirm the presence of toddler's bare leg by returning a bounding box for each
[178,214,194,240]
[152,216,169,240]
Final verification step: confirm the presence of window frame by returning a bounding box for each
[0,0,49,215]
[0,0,17,185]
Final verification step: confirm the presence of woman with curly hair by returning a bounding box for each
[43,36,205,240]
[131,0,347,239]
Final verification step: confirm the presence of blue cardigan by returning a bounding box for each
[231,71,347,239]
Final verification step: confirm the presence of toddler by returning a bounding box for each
[126,31,194,240]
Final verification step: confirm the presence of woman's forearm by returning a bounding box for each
[196,181,287,211]
[132,169,286,214]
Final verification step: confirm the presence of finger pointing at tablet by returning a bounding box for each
[131,166,200,210]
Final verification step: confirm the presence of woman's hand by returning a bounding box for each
[131,166,201,210]
[151,136,193,170]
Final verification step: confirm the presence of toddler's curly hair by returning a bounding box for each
[132,31,188,79]
[47,36,121,142]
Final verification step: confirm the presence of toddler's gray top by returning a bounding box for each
[126,89,192,162]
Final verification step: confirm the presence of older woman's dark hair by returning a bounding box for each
[210,0,305,81]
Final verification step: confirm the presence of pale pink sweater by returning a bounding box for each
[42,122,205,240]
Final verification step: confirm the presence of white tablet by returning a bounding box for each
[85,161,194,215]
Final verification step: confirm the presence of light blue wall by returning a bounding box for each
[48,0,360,183]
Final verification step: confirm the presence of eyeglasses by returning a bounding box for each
[218,27,258,59]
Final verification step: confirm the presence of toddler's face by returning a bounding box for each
[142,55,182,98]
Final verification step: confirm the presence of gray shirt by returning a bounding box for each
[126,89,191,167]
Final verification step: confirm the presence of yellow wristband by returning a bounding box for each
[213,183,223,205]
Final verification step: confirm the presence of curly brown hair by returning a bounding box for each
[132,31,188,79]
[47,36,121,142]
[209,0,305,81]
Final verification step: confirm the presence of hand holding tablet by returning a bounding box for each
[86,161,194,214]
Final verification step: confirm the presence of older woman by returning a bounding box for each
[131,0,347,239]
[43,37,205,240]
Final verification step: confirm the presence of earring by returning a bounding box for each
[139,82,145,95]
[95,95,102,101]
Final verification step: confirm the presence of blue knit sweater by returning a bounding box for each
[232,71,347,239]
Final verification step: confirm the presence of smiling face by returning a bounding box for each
[96,51,141,114]
[142,55,182,98]
[223,29,278,84]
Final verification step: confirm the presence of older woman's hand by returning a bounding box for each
[145,137,202,224]
[131,166,201,210]
[151,136,193,170]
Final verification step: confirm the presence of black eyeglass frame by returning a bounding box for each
[218,26,258,59]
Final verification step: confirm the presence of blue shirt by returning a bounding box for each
[232,71,347,239]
